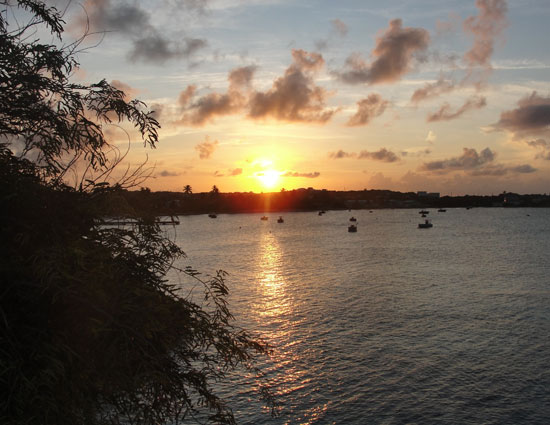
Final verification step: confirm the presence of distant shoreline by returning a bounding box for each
[99,188,550,217]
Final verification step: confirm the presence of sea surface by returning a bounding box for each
[169,208,550,424]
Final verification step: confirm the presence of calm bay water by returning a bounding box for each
[170,208,550,424]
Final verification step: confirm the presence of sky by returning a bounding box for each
[45,0,550,194]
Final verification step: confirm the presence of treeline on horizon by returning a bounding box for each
[102,187,550,217]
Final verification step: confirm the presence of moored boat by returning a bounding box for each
[418,219,433,229]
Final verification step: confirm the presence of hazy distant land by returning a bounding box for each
[102,188,550,217]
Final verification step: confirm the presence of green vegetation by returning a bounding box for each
[0,2,268,424]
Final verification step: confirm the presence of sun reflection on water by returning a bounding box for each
[255,230,290,320]
[251,229,328,424]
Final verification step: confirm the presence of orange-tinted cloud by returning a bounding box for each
[427,95,486,122]
[328,150,356,159]
[180,66,255,125]
[248,50,336,123]
[411,76,455,104]
[195,137,218,159]
[347,93,389,126]
[338,19,430,85]
[463,0,508,70]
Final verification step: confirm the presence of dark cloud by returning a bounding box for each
[158,169,181,177]
[328,150,356,159]
[180,66,255,125]
[283,171,320,178]
[419,147,495,173]
[248,49,336,123]
[129,35,208,64]
[492,92,550,137]
[358,148,399,162]
[401,148,432,157]
[347,93,389,126]
[81,0,208,64]
[427,95,486,122]
[337,19,430,85]
[411,76,456,104]
[83,0,150,35]
[470,163,536,176]
[194,137,218,159]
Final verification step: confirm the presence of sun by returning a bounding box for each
[256,169,280,189]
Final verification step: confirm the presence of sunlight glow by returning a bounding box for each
[256,169,280,189]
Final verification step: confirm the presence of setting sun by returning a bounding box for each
[256,169,280,189]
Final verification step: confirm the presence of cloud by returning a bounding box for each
[283,171,320,178]
[419,147,495,173]
[195,137,218,159]
[526,139,550,160]
[180,53,336,125]
[248,49,336,123]
[82,0,150,36]
[463,0,508,71]
[358,148,399,162]
[180,66,255,125]
[427,95,486,122]
[315,18,348,50]
[491,92,550,138]
[81,0,209,64]
[337,19,430,85]
[329,148,399,162]
[157,170,181,177]
[347,93,389,126]
[129,35,208,64]
[411,76,456,104]
[401,148,432,157]
[470,164,537,176]
[178,85,197,108]
[426,130,437,144]
[229,168,243,176]
[328,150,356,159]
[110,79,138,100]
[331,19,348,36]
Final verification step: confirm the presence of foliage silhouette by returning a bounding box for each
[0,2,270,424]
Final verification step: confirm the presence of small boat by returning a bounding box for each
[277,216,284,223]
[438,208,447,212]
[419,210,429,214]
[418,219,433,229]
[318,210,326,216]
[208,213,217,218]
[421,213,427,218]
[260,216,268,221]
[348,224,357,232]
[349,217,357,222]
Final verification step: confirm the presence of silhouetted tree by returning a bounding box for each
[0,2,269,424]
[183,184,193,194]
[211,184,220,194]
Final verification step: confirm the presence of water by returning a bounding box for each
[170,208,550,424]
